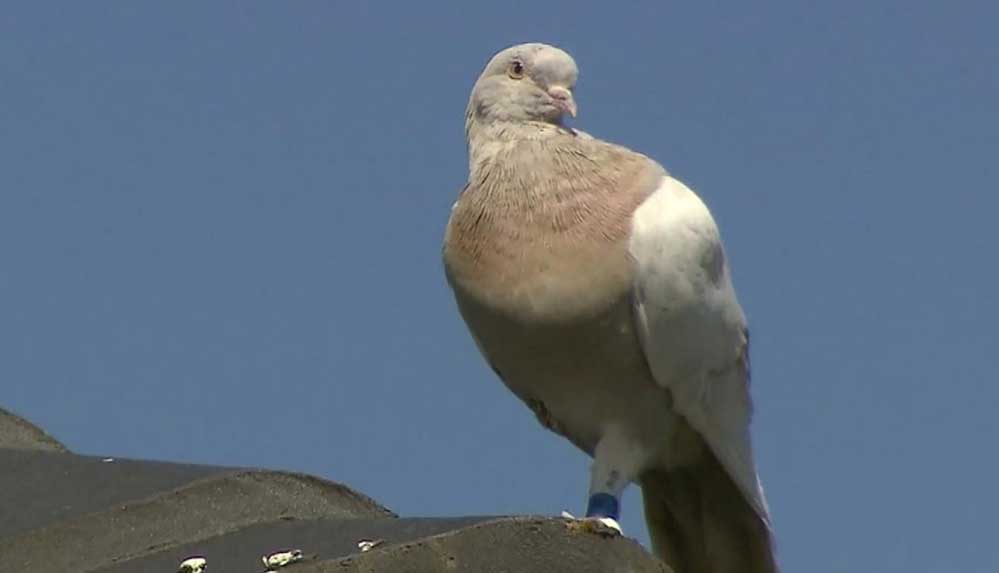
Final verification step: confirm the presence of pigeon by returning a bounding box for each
[443,43,777,573]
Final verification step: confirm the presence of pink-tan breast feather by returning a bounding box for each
[444,140,666,324]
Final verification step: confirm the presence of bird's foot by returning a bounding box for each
[560,510,623,537]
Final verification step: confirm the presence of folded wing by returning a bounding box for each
[629,176,772,526]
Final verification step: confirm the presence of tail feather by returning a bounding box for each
[640,454,777,573]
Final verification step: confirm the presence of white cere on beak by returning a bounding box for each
[547,86,577,118]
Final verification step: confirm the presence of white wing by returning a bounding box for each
[629,176,772,524]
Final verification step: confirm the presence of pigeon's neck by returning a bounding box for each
[466,119,569,176]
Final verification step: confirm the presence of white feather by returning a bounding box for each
[629,176,772,525]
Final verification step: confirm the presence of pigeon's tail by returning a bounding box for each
[640,454,778,573]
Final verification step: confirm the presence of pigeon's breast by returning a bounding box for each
[444,156,664,325]
[445,222,632,324]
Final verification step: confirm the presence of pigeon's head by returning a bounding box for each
[466,43,578,132]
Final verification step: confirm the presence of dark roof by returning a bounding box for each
[0,406,68,452]
[1,407,668,573]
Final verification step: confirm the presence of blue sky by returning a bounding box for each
[2,3,997,571]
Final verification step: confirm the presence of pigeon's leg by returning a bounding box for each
[585,429,647,529]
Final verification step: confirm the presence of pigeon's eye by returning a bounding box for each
[508,60,525,80]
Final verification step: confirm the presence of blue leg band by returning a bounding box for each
[585,492,620,520]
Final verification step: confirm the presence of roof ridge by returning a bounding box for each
[2,469,394,573]
[0,407,69,453]
[309,516,670,572]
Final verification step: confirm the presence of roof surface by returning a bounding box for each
[1,407,668,572]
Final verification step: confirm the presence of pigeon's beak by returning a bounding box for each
[548,85,577,118]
